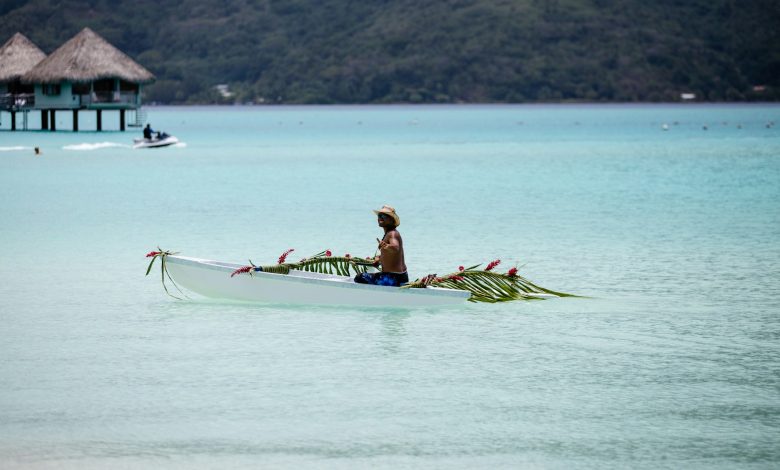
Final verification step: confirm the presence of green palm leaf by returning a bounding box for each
[402,266,576,303]
[250,255,375,277]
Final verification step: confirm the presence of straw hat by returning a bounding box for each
[373,205,400,226]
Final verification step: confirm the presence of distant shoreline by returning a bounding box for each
[141,101,780,107]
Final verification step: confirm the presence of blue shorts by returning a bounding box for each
[354,271,409,287]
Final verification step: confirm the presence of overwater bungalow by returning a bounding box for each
[0,33,47,130]
[2,27,154,131]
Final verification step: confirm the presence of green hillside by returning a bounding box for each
[2,0,778,103]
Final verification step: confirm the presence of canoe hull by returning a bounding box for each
[163,255,470,307]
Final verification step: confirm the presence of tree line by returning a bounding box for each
[2,0,778,104]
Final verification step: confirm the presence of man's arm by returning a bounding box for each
[378,233,400,252]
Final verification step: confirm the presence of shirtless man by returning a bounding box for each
[354,205,409,287]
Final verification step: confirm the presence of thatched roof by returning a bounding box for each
[23,27,154,84]
[0,33,46,83]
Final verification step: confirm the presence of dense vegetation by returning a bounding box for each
[2,0,778,103]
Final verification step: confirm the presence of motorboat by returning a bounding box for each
[133,132,179,149]
[160,255,471,307]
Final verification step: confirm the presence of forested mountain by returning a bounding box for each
[2,0,778,103]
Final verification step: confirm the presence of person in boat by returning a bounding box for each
[143,124,154,140]
[354,205,409,287]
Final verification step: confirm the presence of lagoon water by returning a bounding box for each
[1,104,779,469]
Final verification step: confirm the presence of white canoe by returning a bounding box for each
[164,255,471,307]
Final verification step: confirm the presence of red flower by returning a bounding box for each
[344,253,351,259]
[485,259,501,271]
[278,248,294,264]
[146,251,161,258]
[458,265,464,271]
[448,275,464,282]
[325,250,332,257]
[231,265,253,277]
[507,267,518,278]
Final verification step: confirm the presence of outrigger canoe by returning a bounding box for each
[147,249,573,307]
[164,255,471,307]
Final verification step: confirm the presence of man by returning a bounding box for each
[354,205,409,287]
[143,123,154,140]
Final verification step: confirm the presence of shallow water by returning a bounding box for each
[1,104,779,469]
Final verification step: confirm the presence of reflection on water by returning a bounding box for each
[378,310,410,353]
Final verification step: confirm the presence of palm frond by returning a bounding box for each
[402,268,575,303]
[250,255,375,277]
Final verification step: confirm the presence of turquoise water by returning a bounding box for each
[1,104,779,469]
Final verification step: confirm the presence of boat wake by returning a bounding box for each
[172,142,187,148]
[62,142,132,151]
[0,146,31,152]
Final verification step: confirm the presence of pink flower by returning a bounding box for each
[507,267,518,277]
[485,259,501,271]
[458,265,464,271]
[278,248,294,264]
[325,250,332,257]
[145,251,161,258]
[231,265,253,277]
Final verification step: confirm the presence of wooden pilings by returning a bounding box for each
[6,109,133,131]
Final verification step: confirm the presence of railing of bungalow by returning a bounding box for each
[77,92,139,106]
[0,93,35,110]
